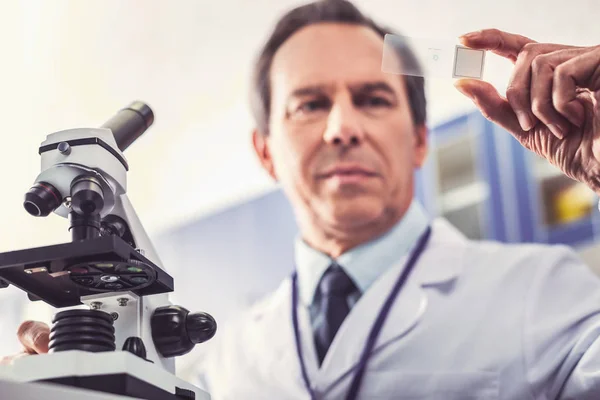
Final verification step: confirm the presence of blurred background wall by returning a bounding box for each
[1,0,599,386]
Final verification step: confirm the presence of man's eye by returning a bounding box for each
[298,99,329,113]
[358,96,392,107]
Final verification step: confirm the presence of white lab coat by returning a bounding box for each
[198,218,600,399]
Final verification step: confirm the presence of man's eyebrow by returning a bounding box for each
[288,85,330,98]
[350,81,397,95]
[286,81,397,100]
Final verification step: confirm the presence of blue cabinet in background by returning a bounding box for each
[416,110,600,248]
[508,130,600,248]
[415,112,512,243]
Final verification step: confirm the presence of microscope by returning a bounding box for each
[0,102,216,399]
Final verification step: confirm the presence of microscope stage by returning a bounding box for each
[0,235,174,307]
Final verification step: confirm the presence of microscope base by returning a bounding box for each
[42,373,197,400]
[0,378,136,400]
[0,350,210,400]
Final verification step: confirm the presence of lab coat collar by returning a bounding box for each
[412,218,468,285]
[314,217,467,391]
[249,217,468,395]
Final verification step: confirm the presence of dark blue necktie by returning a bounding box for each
[314,263,358,365]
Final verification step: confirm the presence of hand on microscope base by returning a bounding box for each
[0,321,49,365]
[0,304,218,365]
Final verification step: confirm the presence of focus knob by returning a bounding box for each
[186,312,217,345]
[122,336,147,360]
[151,305,217,358]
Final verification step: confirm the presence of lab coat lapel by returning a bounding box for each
[318,218,467,389]
[249,278,321,392]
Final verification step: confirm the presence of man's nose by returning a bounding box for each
[322,101,364,147]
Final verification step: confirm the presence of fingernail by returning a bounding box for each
[516,111,533,131]
[454,84,466,95]
[459,30,482,40]
[548,124,564,139]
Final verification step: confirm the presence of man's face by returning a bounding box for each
[253,23,427,231]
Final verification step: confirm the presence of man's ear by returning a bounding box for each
[413,124,428,167]
[252,129,278,181]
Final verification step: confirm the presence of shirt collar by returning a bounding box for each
[294,199,430,306]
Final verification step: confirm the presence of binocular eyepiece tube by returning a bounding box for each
[22,101,154,218]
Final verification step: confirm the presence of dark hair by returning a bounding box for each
[249,0,426,135]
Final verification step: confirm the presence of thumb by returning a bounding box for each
[454,78,526,140]
[18,320,50,354]
[0,352,29,365]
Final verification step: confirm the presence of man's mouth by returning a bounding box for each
[317,164,379,182]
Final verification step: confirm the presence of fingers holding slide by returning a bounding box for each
[505,44,541,132]
[459,28,536,62]
[529,48,590,138]
[552,47,600,129]
[454,78,527,143]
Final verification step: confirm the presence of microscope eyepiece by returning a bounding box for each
[101,101,154,152]
[23,182,62,217]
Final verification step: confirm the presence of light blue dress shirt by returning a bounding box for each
[294,199,430,326]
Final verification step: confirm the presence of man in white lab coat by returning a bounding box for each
[196,0,600,398]
[5,0,600,399]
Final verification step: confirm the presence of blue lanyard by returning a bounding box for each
[291,225,432,400]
